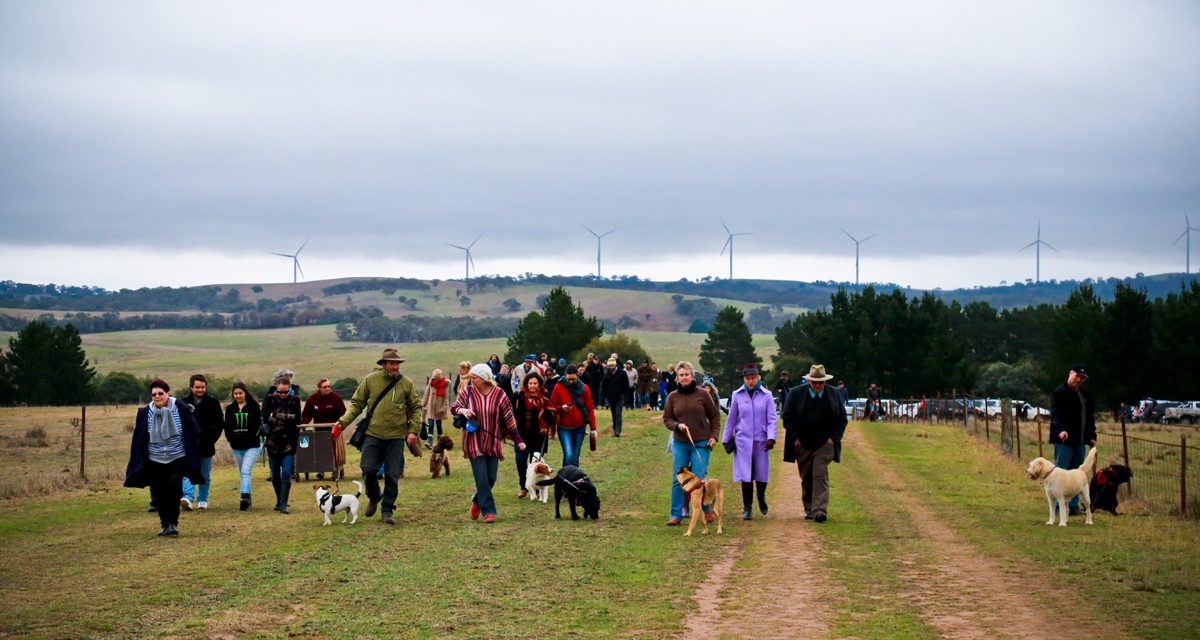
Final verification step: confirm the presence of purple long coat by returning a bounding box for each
[721,385,778,483]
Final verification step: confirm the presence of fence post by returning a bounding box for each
[1121,411,1132,496]
[1001,398,1013,455]
[1015,403,1022,460]
[985,396,990,442]
[1036,413,1043,459]
[1182,435,1188,515]
[80,405,87,481]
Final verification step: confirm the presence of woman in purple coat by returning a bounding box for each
[721,364,777,520]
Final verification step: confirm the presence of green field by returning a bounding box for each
[77,326,778,390]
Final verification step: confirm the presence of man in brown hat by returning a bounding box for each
[781,364,848,523]
[332,348,422,525]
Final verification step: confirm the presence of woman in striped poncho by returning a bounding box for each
[451,363,526,523]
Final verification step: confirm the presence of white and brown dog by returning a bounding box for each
[314,480,363,526]
[1026,447,1097,526]
[525,452,554,503]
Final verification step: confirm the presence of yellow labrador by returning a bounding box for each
[1026,447,1097,526]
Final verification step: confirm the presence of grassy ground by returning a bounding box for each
[841,421,1200,640]
[76,326,778,390]
[0,407,737,639]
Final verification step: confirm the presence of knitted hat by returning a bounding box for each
[272,369,294,386]
[469,362,494,382]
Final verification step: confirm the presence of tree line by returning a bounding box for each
[772,281,1200,410]
[0,305,387,334]
[336,315,518,343]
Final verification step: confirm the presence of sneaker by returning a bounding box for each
[704,512,717,523]
[470,501,481,521]
[156,526,171,537]
[197,501,208,510]
[278,504,290,514]
[180,498,192,511]
[666,517,681,526]
[814,513,827,523]
[743,508,752,520]
[482,514,496,524]
[382,513,395,525]
[365,500,379,518]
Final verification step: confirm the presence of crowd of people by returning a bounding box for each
[121,346,876,537]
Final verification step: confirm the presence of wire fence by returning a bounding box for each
[863,394,1200,517]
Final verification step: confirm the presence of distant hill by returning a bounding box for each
[1,272,1196,334]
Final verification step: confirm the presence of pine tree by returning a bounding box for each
[504,287,602,363]
[6,321,96,405]
[699,306,760,394]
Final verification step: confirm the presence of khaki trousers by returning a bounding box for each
[796,441,835,517]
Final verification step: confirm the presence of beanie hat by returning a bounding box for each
[272,369,294,386]
[469,363,494,382]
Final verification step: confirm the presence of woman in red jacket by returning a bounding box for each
[549,364,597,468]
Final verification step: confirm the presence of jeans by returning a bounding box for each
[360,436,405,514]
[426,419,442,446]
[559,426,586,468]
[148,458,186,527]
[670,442,711,519]
[267,450,295,486]
[1053,443,1087,512]
[231,447,260,495]
[181,456,213,503]
[609,397,624,435]
[470,455,500,517]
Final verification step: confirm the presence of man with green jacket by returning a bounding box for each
[332,348,422,525]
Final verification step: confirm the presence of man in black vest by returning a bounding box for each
[1049,364,1097,516]
[781,364,848,523]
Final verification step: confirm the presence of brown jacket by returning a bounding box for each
[663,382,721,443]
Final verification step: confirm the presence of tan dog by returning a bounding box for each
[675,466,724,536]
[1026,446,1098,526]
[429,435,454,478]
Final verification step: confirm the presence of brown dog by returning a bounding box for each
[676,466,724,536]
[430,435,454,478]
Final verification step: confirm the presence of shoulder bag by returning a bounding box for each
[349,374,403,450]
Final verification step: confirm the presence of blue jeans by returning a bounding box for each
[181,456,212,503]
[670,442,712,518]
[559,426,586,468]
[470,455,500,517]
[1053,443,1087,512]
[231,447,260,495]
[426,419,442,446]
[267,450,295,485]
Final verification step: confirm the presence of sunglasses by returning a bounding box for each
[320,385,331,390]
[151,391,166,397]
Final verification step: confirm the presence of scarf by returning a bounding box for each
[523,391,547,411]
[147,397,182,444]
[743,381,763,396]
[677,380,698,395]
[431,377,448,397]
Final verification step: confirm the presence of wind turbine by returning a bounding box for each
[1019,220,1058,284]
[446,233,482,291]
[271,239,308,284]
[719,221,752,280]
[581,225,618,278]
[841,229,878,287]
[1172,212,1200,274]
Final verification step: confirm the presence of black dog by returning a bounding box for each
[1090,464,1133,515]
[537,465,601,520]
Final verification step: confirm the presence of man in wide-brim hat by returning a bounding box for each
[780,364,848,523]
[332,348,422,525]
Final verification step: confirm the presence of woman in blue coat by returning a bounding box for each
[124,379,206,537]
[721,364,777,520]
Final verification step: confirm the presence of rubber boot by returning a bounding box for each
[757,481,769,515]
[271,476,282,512]
[741,482,754,520]
[278,480,291,514]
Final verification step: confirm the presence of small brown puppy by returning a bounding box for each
[430,435,454,478]
[676,466,724,536]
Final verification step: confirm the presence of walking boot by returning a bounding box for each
[743,507,752,520]
[240,493,251,511]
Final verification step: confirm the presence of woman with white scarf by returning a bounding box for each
[124,379,205,537]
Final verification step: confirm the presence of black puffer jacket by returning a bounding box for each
[261,388,302,456]
[181,393,224,458]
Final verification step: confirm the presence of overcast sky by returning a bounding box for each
[1,2,1198,290]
